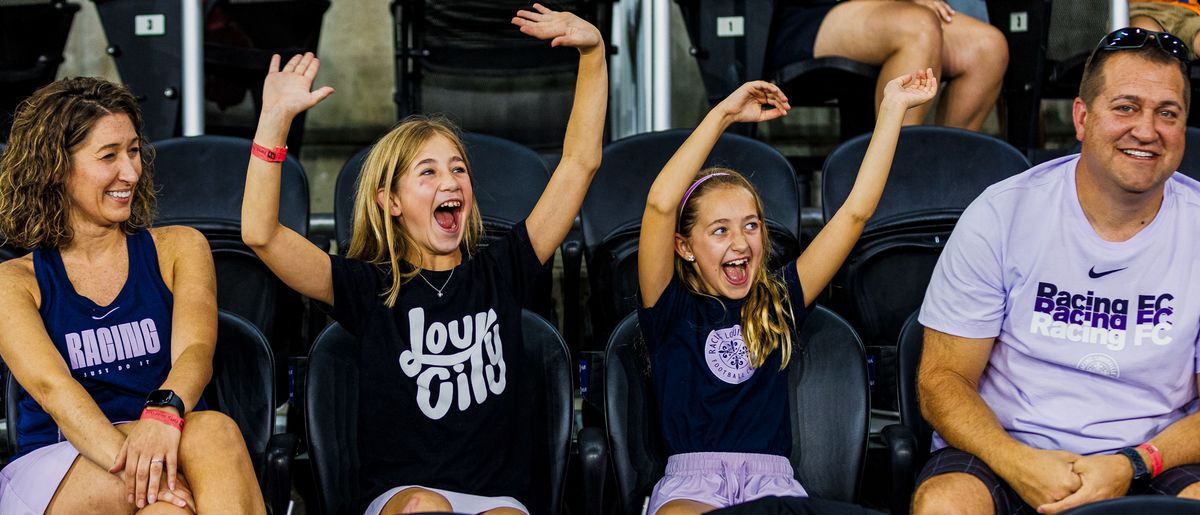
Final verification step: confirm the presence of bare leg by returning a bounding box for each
[46,455,137,515]
[380,487,453,514]
[912,472,995,515]
[656,499,719,515]
[177,411,266,514]
[1130,15,1166,33]
[481,509,526,515]
[1180,481,1200,499]
[814,0,943,125]
[936,14,1009,130]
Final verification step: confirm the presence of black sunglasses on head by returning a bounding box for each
[1090,27,1190,64]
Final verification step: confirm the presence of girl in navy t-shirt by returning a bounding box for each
[241,5,606,514]
[637,73,937,514]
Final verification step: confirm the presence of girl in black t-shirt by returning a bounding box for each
[241,5,606,514]
[637,72,936,514]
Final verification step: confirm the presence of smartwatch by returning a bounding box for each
[1117,447,1150,490]
[145,389,185,415]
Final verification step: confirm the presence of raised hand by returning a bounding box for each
[1035,454,1132,514]
[715,81,791,124]
[999,448,1084,508]
[881,68,938,111]
[260,52,335,121]
[512,3,602,52]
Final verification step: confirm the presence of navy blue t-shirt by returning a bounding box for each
[17,229,177,458]
[638,264,811,457]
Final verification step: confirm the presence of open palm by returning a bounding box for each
[882,68,938,110]
[717,81,791,124]
[512,3,601,51]
[261,52,334,119]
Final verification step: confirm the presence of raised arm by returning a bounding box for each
[241,53,336,305]
[639,82,790,307]
[795,69,936,306]
[512,4,608,263]
[920,328,1084,508]
[0,262,128,478]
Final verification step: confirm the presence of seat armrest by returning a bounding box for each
[265,432,299,515]
[578,426,608,515]
[561,221,584,349]
[882,423,917,515]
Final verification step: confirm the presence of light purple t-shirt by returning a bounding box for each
[920,154,1200,456]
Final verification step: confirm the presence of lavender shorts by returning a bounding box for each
[648,452,808,515]
[0,441,81,514]
[365,485,529,515]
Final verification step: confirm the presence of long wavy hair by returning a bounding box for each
[676,168,796,369]
[346,115,484,307]
[0,77,156,249]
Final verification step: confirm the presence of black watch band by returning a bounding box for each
[145,389,185,414]
[1117,447,1150,489]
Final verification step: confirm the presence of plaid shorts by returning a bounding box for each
[916,447,1200,514]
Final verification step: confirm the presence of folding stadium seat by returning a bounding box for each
[305,309,573,515]
[391,0,609,150]
[879,311,930,515]
[152,135,311,404]
[1,310,295,513]
[580,129,802,350]
[821,126,1029,412]
[0,0,79,142]
[1177,127,1200,181]
[332,131,573,332]
[585,306,869,514]
[93,0,328,149]
[675,0,878,142]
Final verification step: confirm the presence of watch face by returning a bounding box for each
[147,390,175,405]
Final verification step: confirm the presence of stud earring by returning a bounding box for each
[687,255,695,262]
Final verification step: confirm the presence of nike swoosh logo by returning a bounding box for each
[91,307,120,320]
[1088,266,1127,279]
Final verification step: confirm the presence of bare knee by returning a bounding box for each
[136,501,192,515]
[913,473,994,515]
[382,487,453,514]
[957,24,1009,76]
[1130,15,1166,33]
[890,5,944,56]
[1179,481,1200,499]
[179,411,246,456]
[655,499,715,515]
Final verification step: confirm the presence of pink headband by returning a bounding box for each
[679,172,729,215]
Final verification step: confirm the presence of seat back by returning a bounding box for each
[333,132,557,319]
[582,129,801,345]
[896,311,932,468]
[1059,497,1200,514]
[0,0,79,141]
[821,127,1028,409]
[1176,127,1200,182]
[604,306,868,514]
[306,310,572,515]
[204,310,276,479]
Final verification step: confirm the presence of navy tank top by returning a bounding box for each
[16,229,175,458]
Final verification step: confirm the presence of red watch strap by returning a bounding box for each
[251,141,287,163]
[1137,443,1163,477]
[140,408,185,431]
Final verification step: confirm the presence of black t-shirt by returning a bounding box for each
[638,264,812,457]
[327,223,544,513]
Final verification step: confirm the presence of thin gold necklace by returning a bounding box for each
[417,267,454,298]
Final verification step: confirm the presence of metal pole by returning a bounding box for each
[651,0,671,130]
[181,0,204,136]
[1110,0,1129,31]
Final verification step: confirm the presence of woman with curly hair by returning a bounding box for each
[0,77,264,514]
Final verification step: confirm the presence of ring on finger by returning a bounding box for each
[151,458,165,464]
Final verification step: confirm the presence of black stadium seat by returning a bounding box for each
[305,310,573,515]
[592,306,869,514]
[580,128,802,349]
[152,135,311,402]
[0,0,79,142]
[880,311,931,515]
[333,131,563,324]
[821,126,1029,411]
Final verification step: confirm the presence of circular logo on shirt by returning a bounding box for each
[1076,353,1120,378]
[705,325,754,384]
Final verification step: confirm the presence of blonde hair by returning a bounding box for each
[676,168,795,369]
[346,115,484,307]
[0,77,156,249]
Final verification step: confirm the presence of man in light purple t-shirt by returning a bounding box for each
[912,29,1200,515]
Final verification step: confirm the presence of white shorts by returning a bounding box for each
[365,485,529,515]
